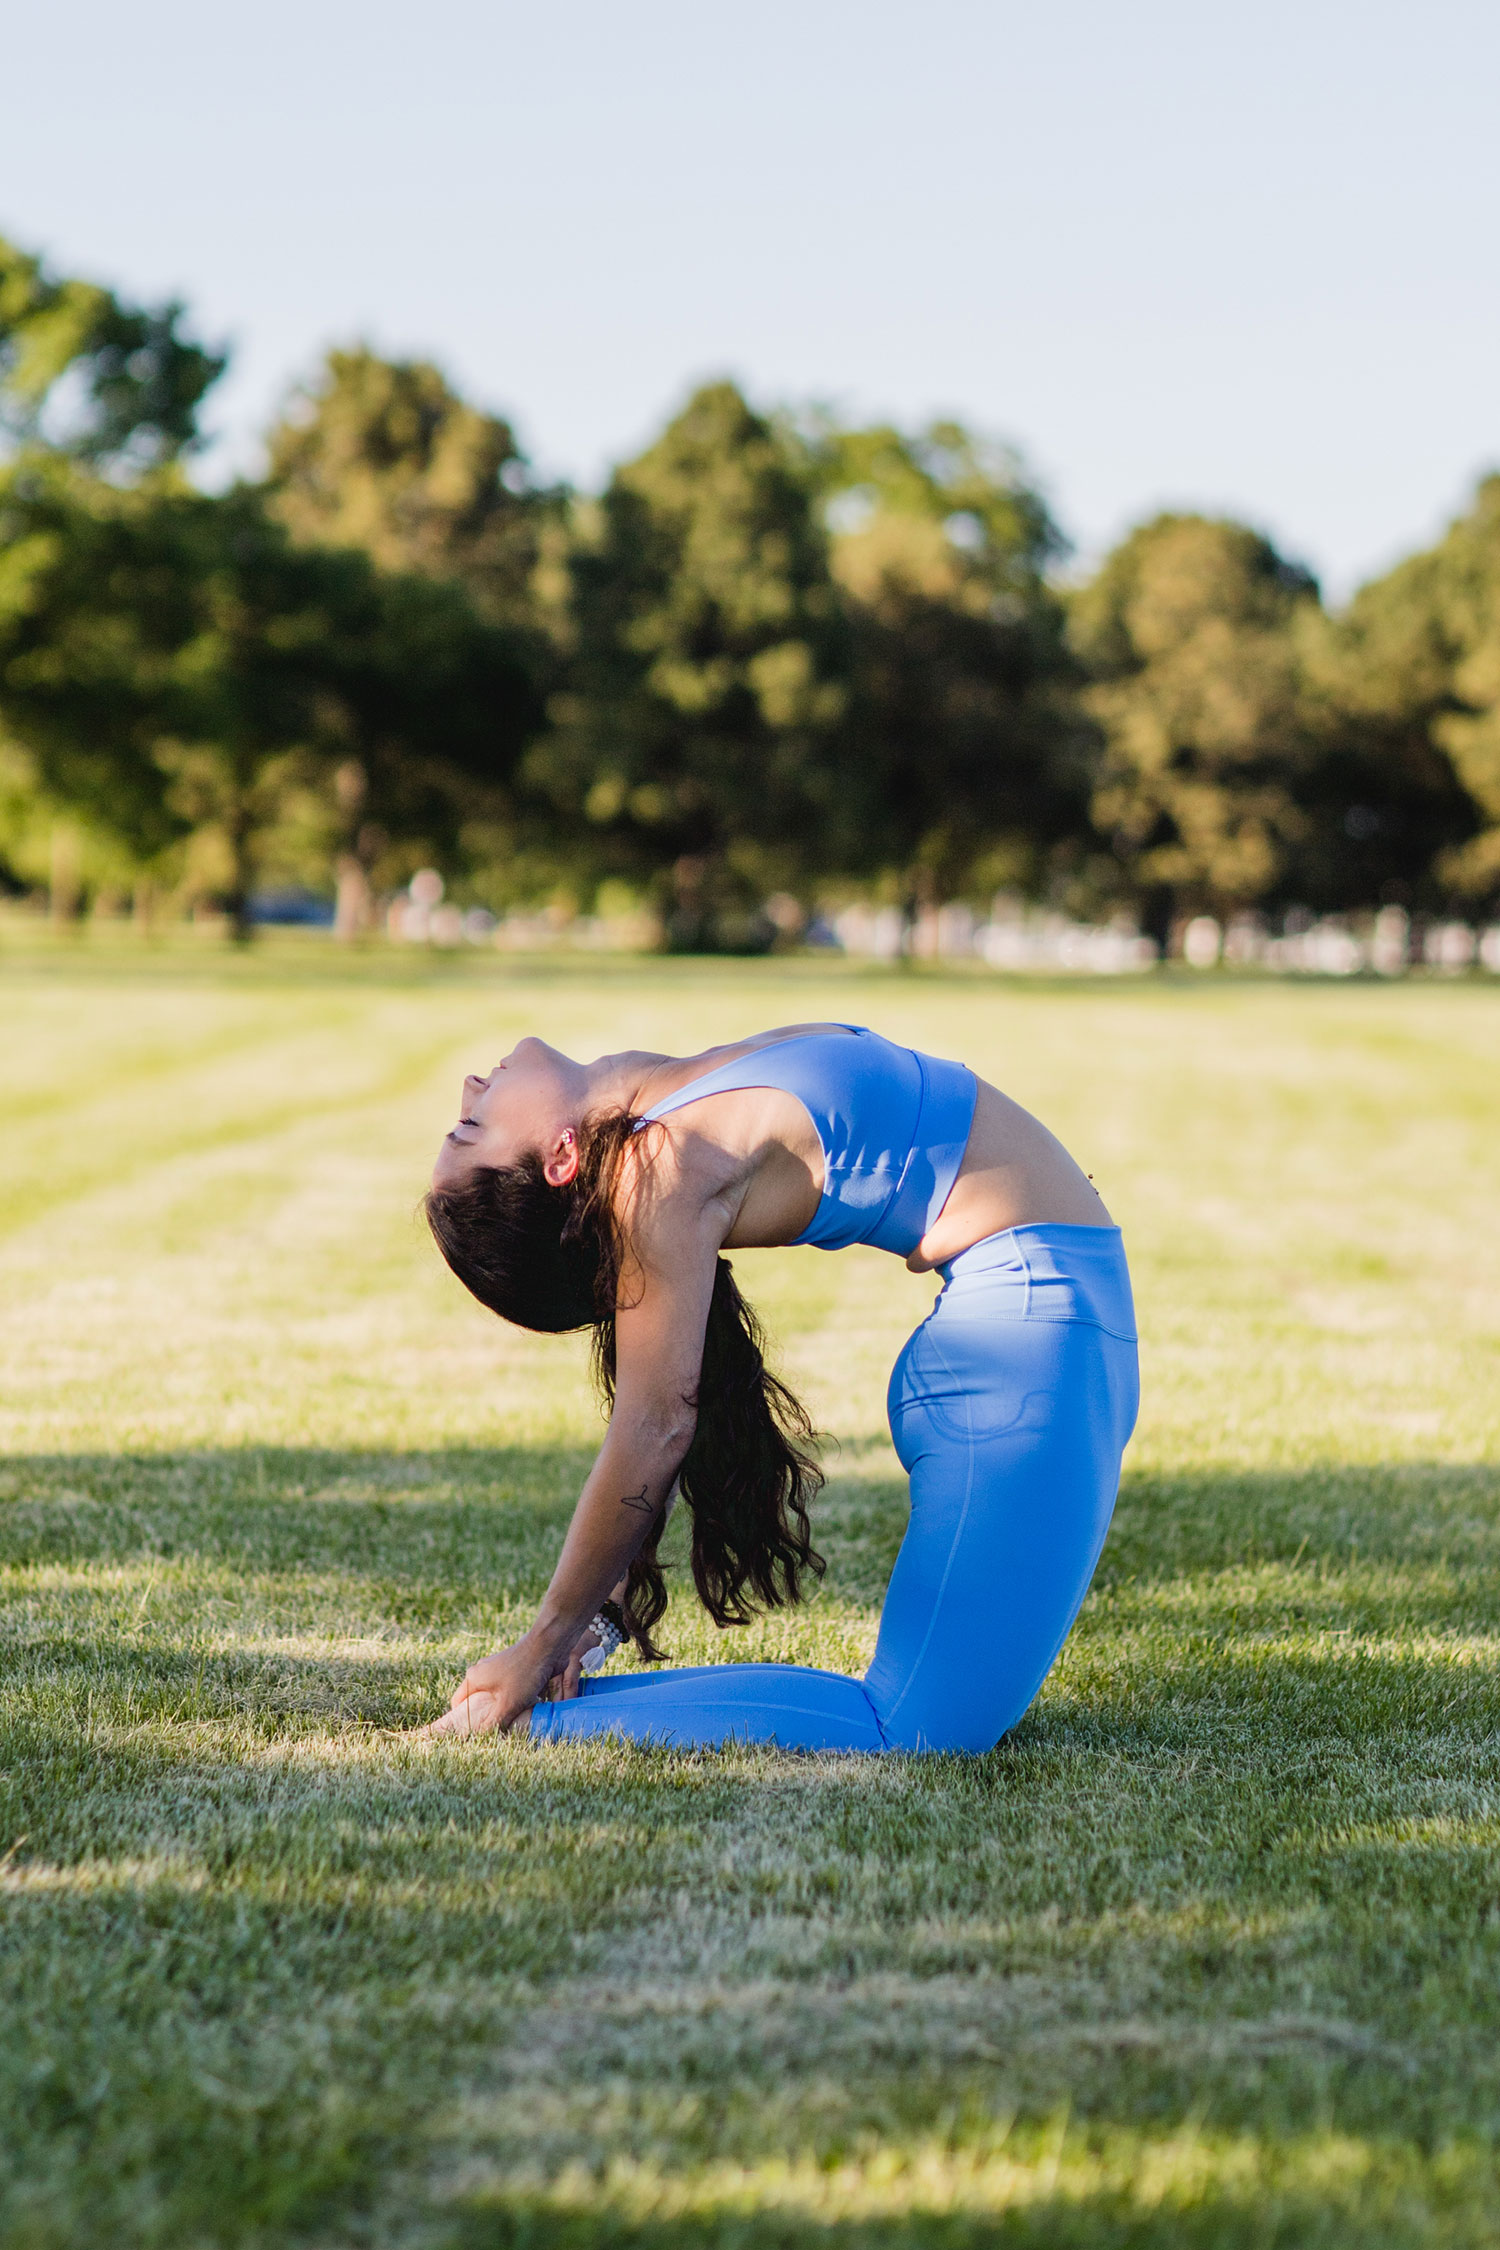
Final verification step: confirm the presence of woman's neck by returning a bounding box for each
[582,1047,672,1118]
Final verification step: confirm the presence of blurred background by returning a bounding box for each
[2,0,1498,972]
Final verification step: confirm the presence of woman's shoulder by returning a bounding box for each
[629,1024,858,1113]
[699,1020,860,1060]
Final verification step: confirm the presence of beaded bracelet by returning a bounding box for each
[590,1606,626,1659]
[578,1599,627,1674]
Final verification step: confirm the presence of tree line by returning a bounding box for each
[2,230,1497,946]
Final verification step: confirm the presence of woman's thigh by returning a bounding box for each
[865,1313,1138,1753]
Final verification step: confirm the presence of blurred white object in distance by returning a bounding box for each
[1424,921,1477,972]
[1182,916,1222,969]
[1262,917,1363,974]
[831,904,904,959]
[1222,915,1265,966]
[937,903,976,957]
[1370,905,1410,975]
[386,867,447,943]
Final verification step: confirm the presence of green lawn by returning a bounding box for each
[2,938,1499,2248]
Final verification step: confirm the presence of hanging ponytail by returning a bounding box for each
[424,1111,823,1658]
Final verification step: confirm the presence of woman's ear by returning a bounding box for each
[542,1126,580,1188]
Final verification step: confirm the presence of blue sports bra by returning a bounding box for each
[639,1026,977,1258]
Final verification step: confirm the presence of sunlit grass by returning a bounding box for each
[2,936,1499,2245]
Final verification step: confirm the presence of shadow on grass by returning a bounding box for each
[1099,1459,1500,1583]
[4,1793,1499,2249]
[441,2180,1500,2250]
[0,1444,596,1586]
[8,1447,1500,2243]
[3,1442,1496,1606]
[5,1449,1500,1734]
[10,1475,1500,2250]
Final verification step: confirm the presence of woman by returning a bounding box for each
[422,1021,1138,1751]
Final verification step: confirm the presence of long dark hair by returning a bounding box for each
[424,1109,823,1659]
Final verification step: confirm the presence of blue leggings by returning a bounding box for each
[531,1225,1139,1755]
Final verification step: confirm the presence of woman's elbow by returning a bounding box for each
[661,1405,697,1468]
[615,1400,696,1468]
[653,1402,698,1473]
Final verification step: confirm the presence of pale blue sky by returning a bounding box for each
[4,0,1496,595]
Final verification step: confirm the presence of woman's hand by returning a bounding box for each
[419,1633,563,1738]
[417,1615,614,1737]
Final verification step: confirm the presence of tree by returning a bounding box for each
[805,417,1086,904]
[530,381,849,944]
[0,232,224,473]
[0,231,228,910]
[0,460,196,886]
[0,471,541,935]
[263,347,551,629]
[0,259,542,932]
[1314,477,1500,909]
[317,552,545,923]
[1069,515,1324,936]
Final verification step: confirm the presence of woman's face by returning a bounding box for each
[432,1037,584,1186]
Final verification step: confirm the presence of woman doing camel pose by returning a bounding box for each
[422,1022,1138,1750]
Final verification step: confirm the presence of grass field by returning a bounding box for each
[2,938,1499,2249]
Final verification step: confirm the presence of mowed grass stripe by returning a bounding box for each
[0,1003,470,1242]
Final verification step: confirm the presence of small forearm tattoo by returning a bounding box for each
[618,1484,656,1517]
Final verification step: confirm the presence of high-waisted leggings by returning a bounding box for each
[530,1224,1139,1755]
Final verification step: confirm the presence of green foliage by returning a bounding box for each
[810,418,1086,897]
[531,382,851,942]
[1,228,1499,936]
[320,549,545,900]
[809,414,1064,595]
[1320,475,1500,908]
[0,461,197,873]
[0,466,539,928]
[0,232,224,473]
[264,346,556,631]
[524,396,1087,932]
[1069,514,1324,928]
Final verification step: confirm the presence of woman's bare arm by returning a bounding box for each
[426,1160,727,1734]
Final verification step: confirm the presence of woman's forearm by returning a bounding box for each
[528,1414,694,1656]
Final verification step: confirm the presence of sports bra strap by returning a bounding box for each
[638,1028,864,1124]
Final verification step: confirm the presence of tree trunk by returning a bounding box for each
[897,870,935,969]
[332,761,375,940]
[334,855,374,940]
[224,800,255,944]
[48,826,82,923]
